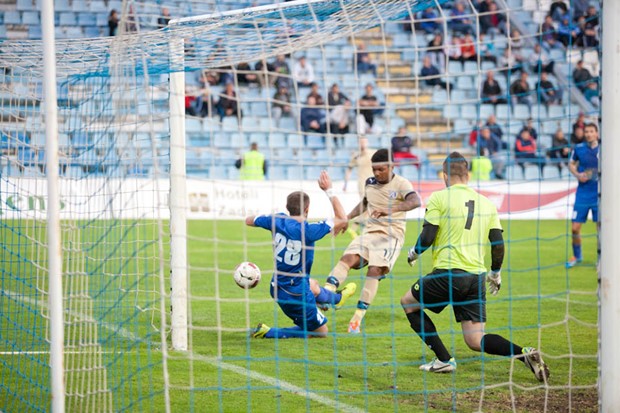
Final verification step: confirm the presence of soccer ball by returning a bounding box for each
[233,262,261,289]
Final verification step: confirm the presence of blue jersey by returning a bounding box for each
[570,143,599,204]
[254,213,332,291]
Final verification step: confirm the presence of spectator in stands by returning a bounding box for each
[426,33,447,72]
[486,114,504,141]
[272,85,294,128]
[557,16,580,47]
[571,126,585,145]
[272,54,292,89]
[469,121,484,147]
[515,129,545,176]
[420,56,452,90]
[419,7,440,34]
[520,118,539,141]
[327,83,352,138]
[236,62,259,86]
[185,88,198,116]
[541,15,561,49]
[300,95,326,143]
[583,81,600,108]
[236,142,267,181]
[391,127,420,167]
[477,126,506,179]
[510,72,532,108]
[193,88,216,118]
[355,43,377,76]
[479,1,506,36]
[572,0,589,22]
[547,129,571,176]
[255,59,274,88]
[217,82,241,122]
[572,113,586,135]
[460,33,478,62]
[199,68,220,87]
[550,1,568,22]
[535,72,563,106]
[576,9,599,48]
[157,7,171,28]
[478,33,498,65]
[573,60,593,91]
[448,2,475,35]
[108,9,119,36]
[498,48,524,77]
[307,82,325,106]
[447,36,463,63]
[509,30,526,62]
[357,83,380,134]
[584,5,599,27]
[529,44,555,74]
[125,4,138,33]
[293,56,315,88]
[481,70,507,105]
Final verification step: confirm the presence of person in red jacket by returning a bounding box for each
[514,129,545,177]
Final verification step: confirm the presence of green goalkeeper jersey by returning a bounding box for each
[424,184,502,274]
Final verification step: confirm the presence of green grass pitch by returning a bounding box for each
[0,219,599,412]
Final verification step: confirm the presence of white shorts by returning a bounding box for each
[343,231,403,270]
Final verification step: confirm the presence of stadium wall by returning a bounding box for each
[0,179,577,220]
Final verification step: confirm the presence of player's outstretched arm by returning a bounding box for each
[245,216,257,227]
[318,170,348,235]
[371,191,421,218]
[407,221,438,266]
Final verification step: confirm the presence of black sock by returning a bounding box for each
[406,311,451,362]
[482,334,523,361]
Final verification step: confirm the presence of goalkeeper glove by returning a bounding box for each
[407,247,419,267]
[486,270,501,296]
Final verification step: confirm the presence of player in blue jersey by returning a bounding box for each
[246,171,357,339]
[566,123,599,268]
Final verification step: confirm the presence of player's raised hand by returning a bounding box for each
[486,270,501,295]
[318,170,332,191]
[370,207,389,219]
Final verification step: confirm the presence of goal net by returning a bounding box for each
[0,0,601,411]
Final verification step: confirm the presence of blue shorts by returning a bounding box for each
[572,203,598,223]
[270,283,327,331]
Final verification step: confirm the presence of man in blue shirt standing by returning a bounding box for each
[566,123,599,268]
[246,171,357,338]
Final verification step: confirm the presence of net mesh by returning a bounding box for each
[0,0,601,411]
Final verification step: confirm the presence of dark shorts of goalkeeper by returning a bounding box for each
[410,268,487,323]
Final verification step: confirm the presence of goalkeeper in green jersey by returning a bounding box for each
[400,152,549,381]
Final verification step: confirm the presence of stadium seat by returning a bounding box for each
[230,132,246,148]
[480,104,495,119]
[461,104,478,120]
[22,11,39,25]
[279,116,297,131]
[457,76,474,90]
[78,13,97,26]
[548,105,564,119]
[268,165,287,180]
[400,165,420,181]
[524,165,541,180]
[344,133,359,149]
[304,166,323,180]
[4,11,22,25]
[268,133,287,149]
[306,135,325,149]
[221,117,239,131]
[286,166,304,180]
[514,104,530,120]
[443,105,460,119]
[287,133,303,149]
[17,0,35,11]
[249,132,268,147]
[59,12,77,26]
[543,165,561,180]
[326,166,345,181]
[496,104,510,120]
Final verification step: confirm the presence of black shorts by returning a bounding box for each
[410,268,486,323]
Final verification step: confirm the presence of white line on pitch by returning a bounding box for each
[0,351,119,355]
[3,289,365,413]
[193,353,366,413]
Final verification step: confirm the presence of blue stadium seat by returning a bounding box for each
[448,61,464,74]
[22,11,39,25]
[249,132,268,147]
[241,116,259,131]
[268,165,287,180]
[463,61,478,74]
[230,132,246,148]
[457,76,474,90]
[326,166,344,181]
[514,104,530,120]
[306,135,325,149]
[78,13,97,26]
[279,116,297,131]
[443,105,460,119]
[400,165,420,181]
[210,166,229,179]
[344,133,359,149]
[59,12,77,26]
[495,104,510,120]
[304,166,323,180]
[461,104,478,120]
[524,165,541,180]
[287,133,303,149]
[543,165,562,180]
[213,132,230,148]
[17,0,35,11]
[286,166,304,180]
[480,104,495,119]
[28,26,42,39]
[72,1,90,13]
[90,1,107,12]
[221,117,239,131]
[65,27,83,38]
[4,11,22,25]
[548,105,564,119]
[268,133,287,149]
[250,102,269,117]
[453,119,471,134]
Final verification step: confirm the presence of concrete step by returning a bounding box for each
[396,108,442,119]
[378,64,411,76]
[376,79,418,89]
[385,94,432,104]
[369,51,402,61]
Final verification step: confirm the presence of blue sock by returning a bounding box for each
[316,287,341,305]
[573,244,582,260]
[264,326,305,339]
